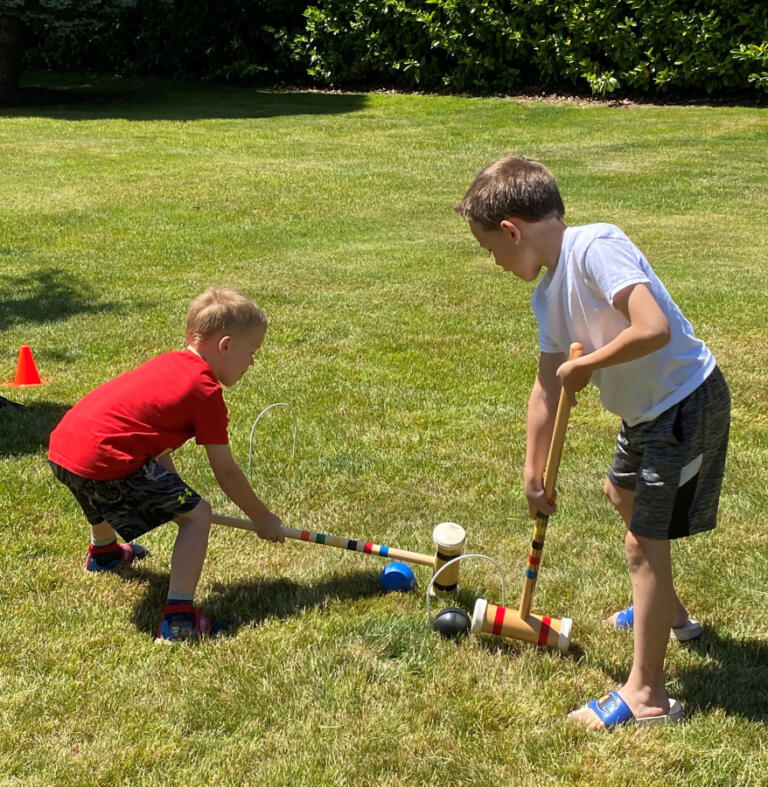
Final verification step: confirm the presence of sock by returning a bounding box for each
[91,531,118,547]
[88,540,121,566]
[165,592,194,611]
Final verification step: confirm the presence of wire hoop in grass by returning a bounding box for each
[425,553,506,628]
[247,402,298,475]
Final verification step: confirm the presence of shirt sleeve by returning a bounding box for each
[583,237,650,305]
[531,283,563,354]
[193,381,229,445]
[537,323,560,354]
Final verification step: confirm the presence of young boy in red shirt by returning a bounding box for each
[49,286,284,642]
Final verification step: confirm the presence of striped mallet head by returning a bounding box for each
[470,597,572,653]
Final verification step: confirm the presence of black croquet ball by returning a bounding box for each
[433,607,471,639]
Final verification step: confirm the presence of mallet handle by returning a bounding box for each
[211,513,437,569]
[518,342,582,619]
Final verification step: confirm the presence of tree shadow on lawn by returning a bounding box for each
[2,74,368,122]
[0,267,118,332]
[127,564,384,638]
[0,399,70,457]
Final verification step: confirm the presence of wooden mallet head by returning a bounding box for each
[471,597,572,653]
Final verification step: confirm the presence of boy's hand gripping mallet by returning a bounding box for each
[464,342,582,653]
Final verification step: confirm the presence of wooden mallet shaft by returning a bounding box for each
[211,513,437,569]
[518,342,582,619]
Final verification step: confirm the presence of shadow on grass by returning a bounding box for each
[2,74,368,122]
[597,626,768,723]
[472,633,587,663]
[676,629,768,723]
[0,268,118,331]
[126,563,383,638]
[0,399,70,457]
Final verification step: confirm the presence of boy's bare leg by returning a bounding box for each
[573,532,677,729]
[168,500,212,596]
[570,481,684,729]
[619,531,675,715]
[603,481,689,628]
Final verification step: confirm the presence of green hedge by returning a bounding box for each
[296,0,768,96]
[26,0,307,84]
[25,0,768,97]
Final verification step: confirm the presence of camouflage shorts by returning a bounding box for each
[50,459,202,542]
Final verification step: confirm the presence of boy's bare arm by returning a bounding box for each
[524,352,563,518]
[154,451,177,474]
[557,283,670,402]
[204,443,285,542]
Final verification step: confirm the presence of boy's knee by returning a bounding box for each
[604,478,635,527]
[604,479,621,506]
[624,531,645,570]
[195,499,212,527]
[179,499,212,531]
[624,530,671,573]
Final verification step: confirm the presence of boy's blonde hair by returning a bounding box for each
[186,287,267,340]
[455,156,565,230]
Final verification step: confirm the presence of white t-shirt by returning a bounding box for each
[531,223,715,426]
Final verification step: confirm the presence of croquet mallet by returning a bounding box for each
[211,514,467,594]
[469,342,582,653]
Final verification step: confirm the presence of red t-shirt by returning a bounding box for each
[49,350,228,480]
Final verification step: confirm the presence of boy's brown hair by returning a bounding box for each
[455,155,565,230]
[186,287,267,340]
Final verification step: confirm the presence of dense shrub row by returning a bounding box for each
[26,0,307,85]
[295,0,768,96]
[26,0,768,97]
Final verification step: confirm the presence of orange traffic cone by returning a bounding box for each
[7,345,45,387]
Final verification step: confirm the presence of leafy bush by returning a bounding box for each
[25,0,307,85]
[731,41,768,90]
[295,0,768,97]
[23,0,768,97]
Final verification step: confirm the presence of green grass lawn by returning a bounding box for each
[1,73,767,785]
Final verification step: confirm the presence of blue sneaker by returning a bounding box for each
[85,542,148,572]
[155,604,228,643]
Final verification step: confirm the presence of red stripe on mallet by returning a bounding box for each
[364,543,373,554]
[493,605,506,636]
[300,531,310,541]
[537,616,552,646]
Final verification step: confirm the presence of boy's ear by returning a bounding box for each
[217,335,233,353]
[499,218,522,242]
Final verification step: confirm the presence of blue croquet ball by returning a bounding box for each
[433,607,471,639]
[380,562,416,592]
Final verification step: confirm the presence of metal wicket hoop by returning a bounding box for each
[247,402,298,474]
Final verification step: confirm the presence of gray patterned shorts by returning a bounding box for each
[50,458,202,542]
[608,366,730,540]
